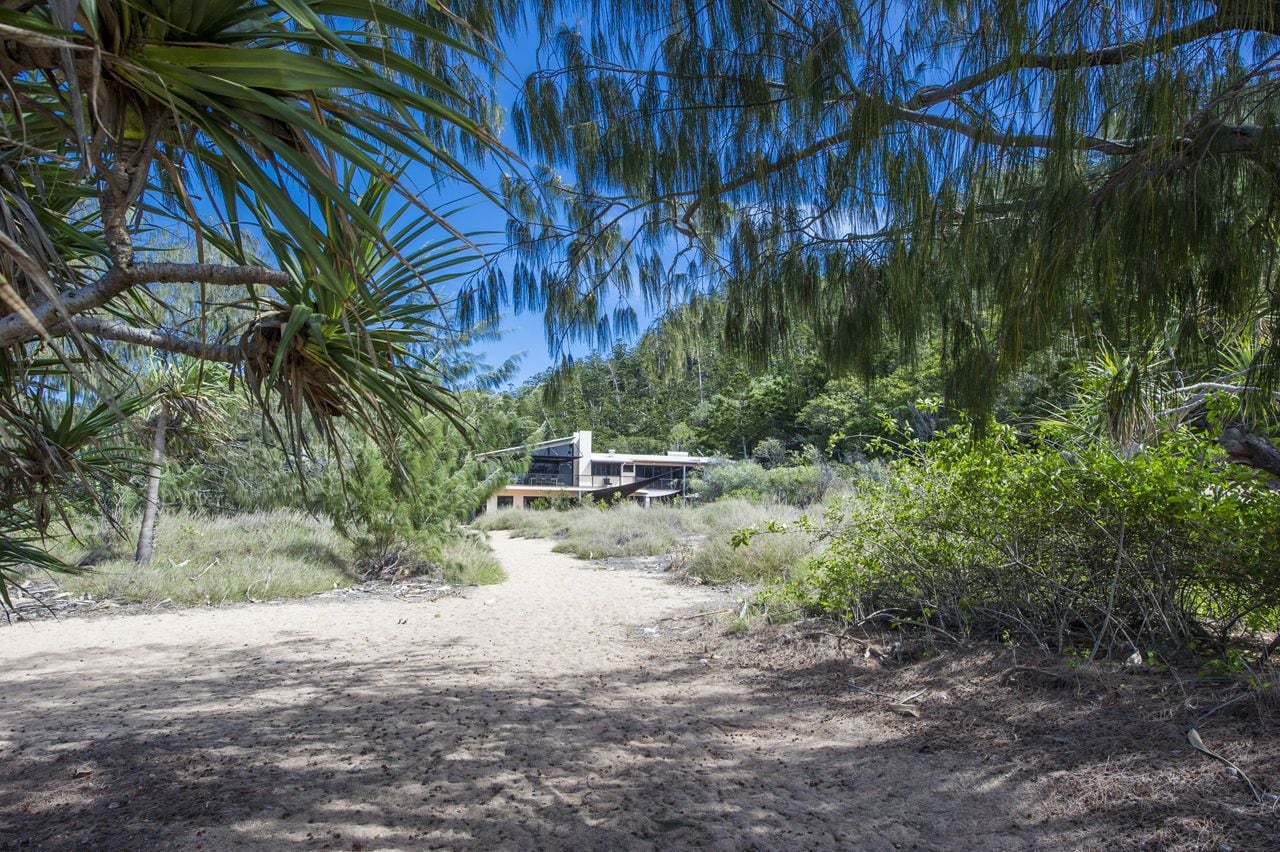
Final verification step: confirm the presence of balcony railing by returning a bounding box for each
[512,473,690,490]
[586,475,685,490]
[514,473,574,486]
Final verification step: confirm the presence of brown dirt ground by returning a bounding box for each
[1,531,1276,850]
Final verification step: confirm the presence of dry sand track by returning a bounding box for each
[1,532,1081,850]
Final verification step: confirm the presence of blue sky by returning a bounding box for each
[413,24,661,387]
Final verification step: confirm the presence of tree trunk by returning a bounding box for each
[135,407,168,565]
[1219,426,1280,479]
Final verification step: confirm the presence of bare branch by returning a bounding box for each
[905,14,1229,111]
[0,262,291,348]
[889,105,1138,155]
[60,317,240,363]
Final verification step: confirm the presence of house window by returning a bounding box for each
[497,495,513,509]
[591,462,621,477]
[524,496,541,509]
[635,464,682,480]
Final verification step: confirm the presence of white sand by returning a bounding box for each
[0,532,1050,850]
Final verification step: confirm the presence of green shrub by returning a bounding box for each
[321,407,523,577]
[788,425,1280,657]
[691,459,831,505]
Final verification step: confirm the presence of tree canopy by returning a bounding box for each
[0,1,513,584]
[509,0,1280,412]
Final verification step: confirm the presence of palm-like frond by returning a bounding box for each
[235,168,486,451]
[0,1,508,597]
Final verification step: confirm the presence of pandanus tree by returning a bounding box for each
[0,1,514,596]
[510,0,1280,440]
[133,360,236,566]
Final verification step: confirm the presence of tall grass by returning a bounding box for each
[476,498,820,583]
[680,500,814,584]
[56,511,354,604]
[440,534,506,585]
[475,501,689,557]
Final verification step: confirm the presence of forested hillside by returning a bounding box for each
[531,300,1075,460]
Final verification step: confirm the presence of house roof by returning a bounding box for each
[477,432,716,464]
[587,452,714,465]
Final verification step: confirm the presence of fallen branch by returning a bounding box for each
[1193,692,1257,728]
[1186,727,1265,803]
[999,665,1080,687]
[656,607,736,622]
[848,680,928,716]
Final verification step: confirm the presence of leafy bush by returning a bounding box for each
[691,459,832,505]
[788,425,1280,657]
[321,398,528,577]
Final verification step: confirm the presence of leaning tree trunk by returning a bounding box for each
[135,407,168,565]
[1219,426,1280,480]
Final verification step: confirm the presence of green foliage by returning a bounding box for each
[512,1,1280,415]
[321,394,535,575]
[690,459,832,506]
[791,425,1280,658]
[797,358,944,458]
[155,423,318,515]
[681,502,815,584]
[0,0,512,598]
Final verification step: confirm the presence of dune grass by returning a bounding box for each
[680,500,815,584]
[475,498,819,583]
[475,501,688,558]
[54,510,356,604]
[440,534,506,585]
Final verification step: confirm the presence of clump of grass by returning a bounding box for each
[57,510,355,604]
[440,534,505,585]
[549,503,688,558]
[682,499,816,583]
[476,497,820,583]
[476,502,688,558]
[473,508,565,538]
[681,527,814,583]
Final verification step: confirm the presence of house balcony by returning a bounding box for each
[513,472,575,487]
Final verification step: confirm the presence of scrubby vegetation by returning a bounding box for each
[476,498,819,584]
[775,426,1280,659]
[319,394,534,579]
[3,0,1279,684]
[44,508,507,607]
[54,511,353,605]
[688,456,845,506]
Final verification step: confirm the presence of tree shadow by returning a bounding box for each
[1,640,1056,851]
[2,630,1273,851]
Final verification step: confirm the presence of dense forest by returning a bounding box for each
[529,299,1078,460]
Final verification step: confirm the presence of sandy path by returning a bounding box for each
[1,533,1057,850]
